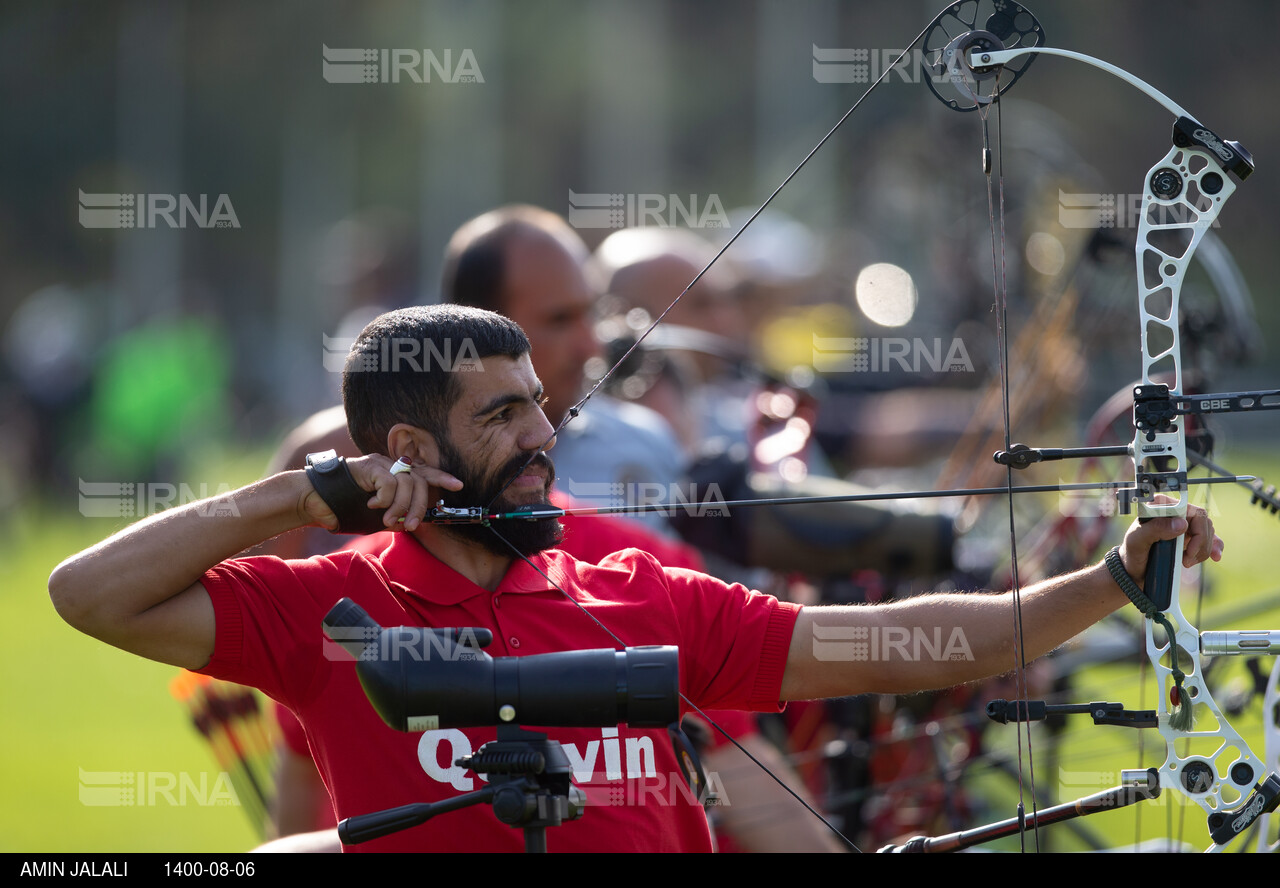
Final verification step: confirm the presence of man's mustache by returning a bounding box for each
[498,450,556,489]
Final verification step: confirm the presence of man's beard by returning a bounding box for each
[434,439,564,558]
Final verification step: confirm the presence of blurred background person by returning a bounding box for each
[442,205,688,533]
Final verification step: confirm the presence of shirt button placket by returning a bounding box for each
[491,593,518,652]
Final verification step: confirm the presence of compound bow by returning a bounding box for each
[931,1,1279,851]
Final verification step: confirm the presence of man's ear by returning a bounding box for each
[386,424,439,466]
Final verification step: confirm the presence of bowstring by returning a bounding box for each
[980,85,1040,852]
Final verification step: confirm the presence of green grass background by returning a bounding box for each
[1,450,271,853]
[4,448,1278,852]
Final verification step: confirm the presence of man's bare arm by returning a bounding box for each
[48,457,461,670]
[780,509,1223,700]
[49,471,325,669]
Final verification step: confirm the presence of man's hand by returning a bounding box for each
[301,455,464,533]
[1115,502,1224,585]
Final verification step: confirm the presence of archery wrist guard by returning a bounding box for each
[304,450,388,535]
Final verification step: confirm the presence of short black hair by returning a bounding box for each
[342,305,530,455]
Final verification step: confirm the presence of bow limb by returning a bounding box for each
[1126,130,1280,850]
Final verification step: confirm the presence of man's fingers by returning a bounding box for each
[421,468,463,491]
[346,457,410,528]
[383,469,417,528]
[1180,508,1223,567]
[1120,505,1223,583]
[347,455,466,531]
[402,479,432,532]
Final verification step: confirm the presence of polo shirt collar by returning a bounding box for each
[378,532,574,605]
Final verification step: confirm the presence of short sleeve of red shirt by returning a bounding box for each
[195,552,397,711]
[602,555,798,713]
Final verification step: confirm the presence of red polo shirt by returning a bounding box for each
[198,534,799,852]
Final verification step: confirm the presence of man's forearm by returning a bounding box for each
[781,561,1130,700]
[49,471,319,663]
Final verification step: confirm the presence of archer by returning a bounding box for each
[49,303,1222,852]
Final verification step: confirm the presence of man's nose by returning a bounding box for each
[522,410,557,453]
